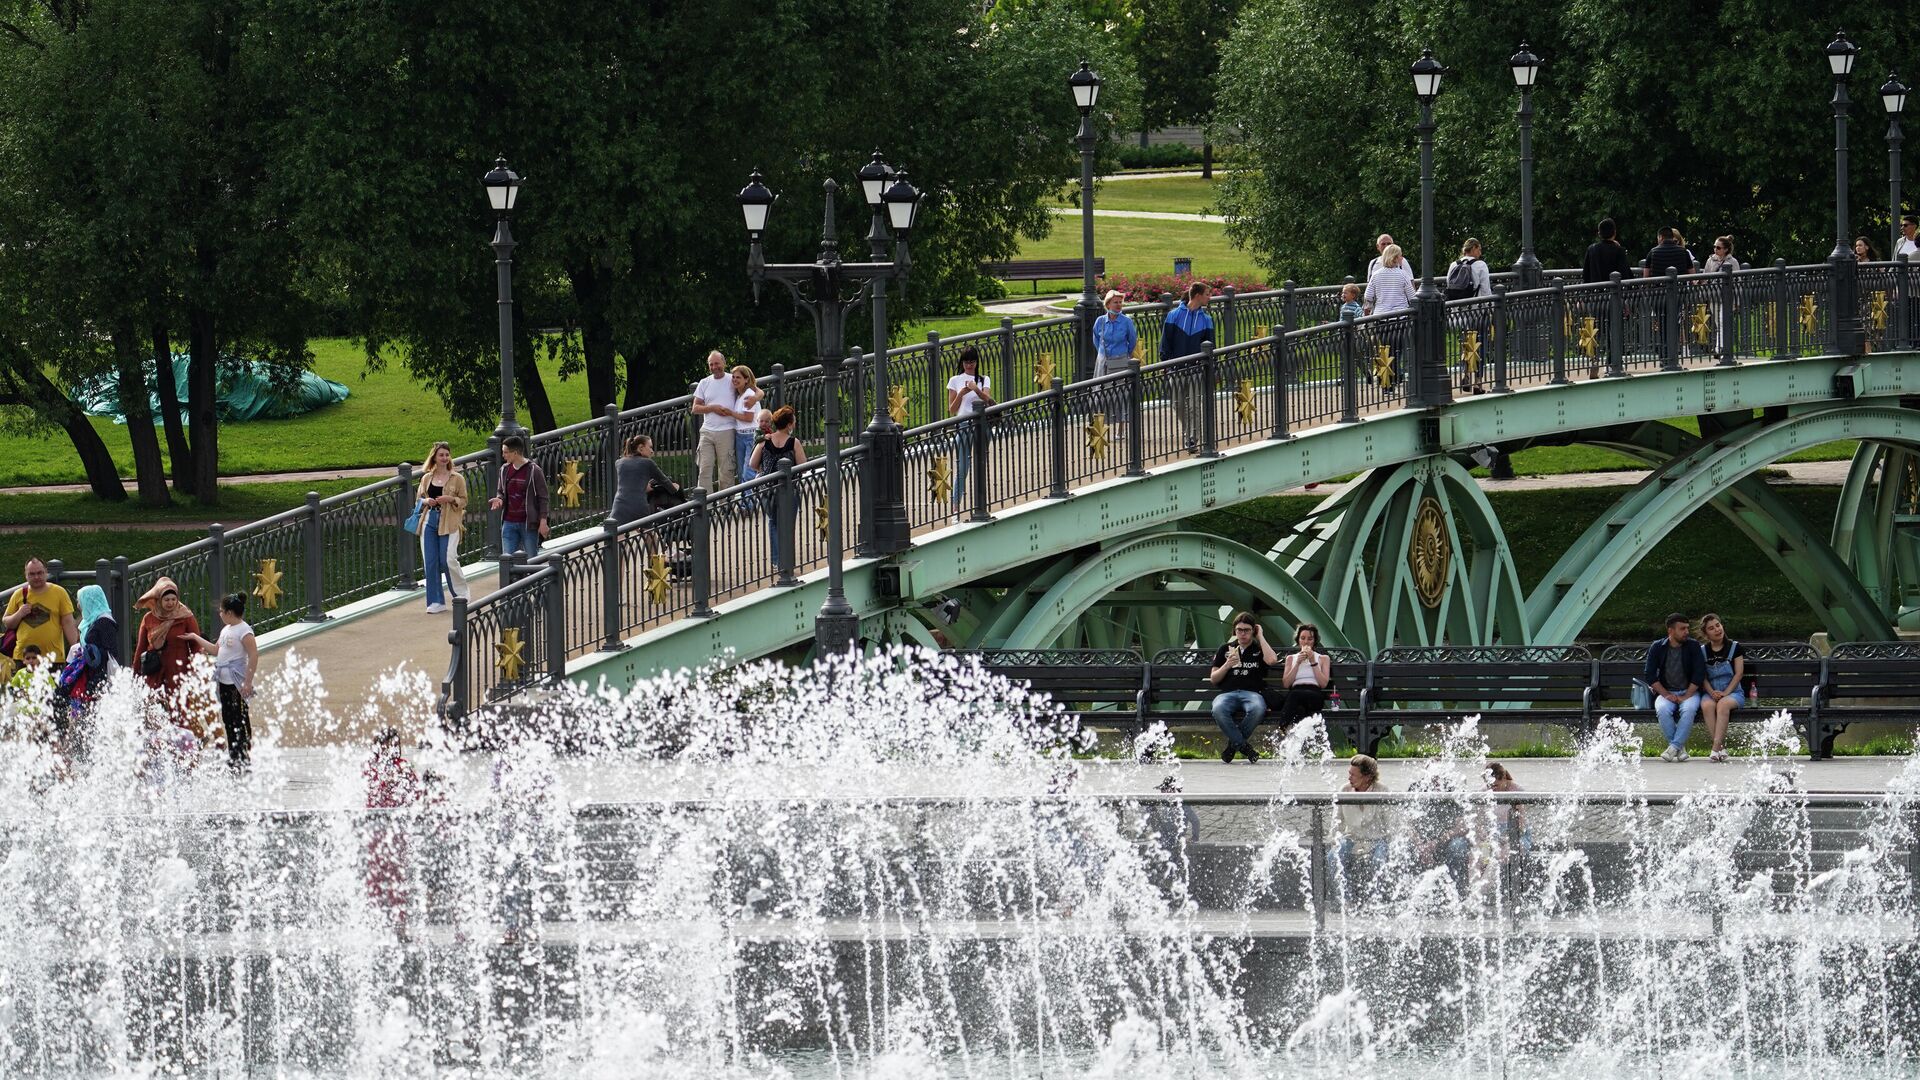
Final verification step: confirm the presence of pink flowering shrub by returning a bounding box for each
[1099,272,1269,303]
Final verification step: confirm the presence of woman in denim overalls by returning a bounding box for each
[1698,613,1746,763]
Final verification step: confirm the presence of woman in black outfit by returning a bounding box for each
[1269,622,1332,734]
[748,407,807,569]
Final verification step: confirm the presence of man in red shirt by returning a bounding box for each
[488,435,549,557]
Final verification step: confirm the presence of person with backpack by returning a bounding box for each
[1446,240,1494,392]
[1444,238,1492,300]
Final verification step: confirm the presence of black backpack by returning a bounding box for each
[1444,257,1478,300]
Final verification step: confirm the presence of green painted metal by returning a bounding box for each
[1267,456,1529,652]
[994,532,1344,651]
[565,352,1920,692]
[1832,441,1920,627]
[1527,405,1920,642]
[1578,423,1895,642]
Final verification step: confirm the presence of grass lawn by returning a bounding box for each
[1062,176,1219,216]
[1191,485,1844,641]
[0,480,367,527]
[1015,216,1264,292]
[1481,417,1857,477]
[899,313,1046,342]
[1,529,207,580]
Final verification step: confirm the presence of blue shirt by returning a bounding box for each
[1161,303,1215,361]
[1093,311,1137,359]
[1340,300,1363,320]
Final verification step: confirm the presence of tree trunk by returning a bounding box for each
[187,303,220,505]
[567,260,618,411]
[621,343,648,410]
[2,360,125,501]
[152,323,194,495]
[112,323,172,507]
[1201,142,1213,180]
[516,343,557,434]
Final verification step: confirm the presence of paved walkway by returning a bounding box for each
[0,465,392,497]
[1102,170,1207,181]
[1047,205,1223,224]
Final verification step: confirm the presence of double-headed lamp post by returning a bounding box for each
[1410,48,1451,408]
[737,166,921,655]
[1885,73,1909,259]
[1827,31,1865,355]
[856,151,919,554]
[1071,61,1103,381]
[482,158,525,441]
[1509,43,1544,290]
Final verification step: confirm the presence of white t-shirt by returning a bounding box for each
[947,373,990,416]
[1898,237,1919,261]
[695,374,738,432]
[734,387,762,433]
[213,619,254,686]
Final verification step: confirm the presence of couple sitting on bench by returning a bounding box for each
[1210,613,1333,763]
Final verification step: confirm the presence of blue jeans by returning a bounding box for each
[1331,838,1391,896]
[1656,691,1702,748]
[421,509,455,607]
[736,431,757,483]
[951,421,975,512]
[1210,690,1266,749]
[501,521,541,559]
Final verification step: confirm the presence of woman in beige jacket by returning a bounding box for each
[416,442,470,613]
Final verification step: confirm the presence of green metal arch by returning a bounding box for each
[1528,406,1920,643]
[1832,441,1920,628]
[995,532,1344,651]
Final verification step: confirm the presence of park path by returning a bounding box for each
[0,465,392,498]
[1047,206,1224,224]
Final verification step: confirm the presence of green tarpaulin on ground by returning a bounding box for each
[72,356,349,424]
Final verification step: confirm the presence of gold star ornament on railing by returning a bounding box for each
[557,460,586,508]
[815,500,830,539]
[1798,294,1818,336]
[1234,380,1256,425]
[1870,291,1890,330]
[1255,324,1271,340]
[1459,331,1481,382]
[1085,413,1109,459]
[1690,304,1712,346]
[1578,317,1599,360]
[1034,352,1055,389]
[928,456,953,505]
[887,383,909,425]
[495,626,526,681]
[252,559,284,610]
[643,554,671,606]
[1372,345,1395,389]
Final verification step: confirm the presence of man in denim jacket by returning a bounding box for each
[1643,612,1707,761]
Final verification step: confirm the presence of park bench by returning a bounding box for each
[978,257,1106,294]
[1353,646,1596,756]
[1146,645,1367,722]
[1813,641,1920,759]
[961,647,1146,726]
[1594,641,1824,748]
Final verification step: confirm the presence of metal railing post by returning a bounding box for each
[1270,329,1291,436]
[1776,259,1793,357]
[1219,284,1237,345]
[1608,272,1626,376]
[1282,280,1298,341]
[543,552,567,683]
[924,332,943,428]
[1127,359,1147,472]
[600,520,622,652]
[446,596,469,721]
[1048,378,1069,498]
[1718,263,1738,366]
[111,556,131,663]
[1000,317,1017,402]
[396,462,417,588]
[1549,279,1569,385]
[486,435,504,558]
[766,363,785,413]
[1899,255,1913,352]
[599,403,620,515]
[207,523,225,607]
[1340,314,1360,422]
[690,487,713,616]
[1662,267,1682,370]
[303,491,326,622]
[972,412,993,521]
[775,461,799,587]
[1199,341,1219,455]
[1310,804,1328,931]
[1491,285,1511,392]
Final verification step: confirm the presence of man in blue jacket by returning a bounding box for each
[1643,612,1706,761]
[1161,282,1214,450]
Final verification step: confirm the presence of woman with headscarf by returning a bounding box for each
[53,585,120,755]
[135,577,200,707]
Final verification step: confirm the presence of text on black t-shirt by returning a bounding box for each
[1212,642,1268,692]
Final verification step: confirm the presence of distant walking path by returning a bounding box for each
[0,465,392,497]
[1102,170,1207,181]
[1047,206,1224,224]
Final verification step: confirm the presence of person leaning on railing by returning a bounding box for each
[749,407,807,568]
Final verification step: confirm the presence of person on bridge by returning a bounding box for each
[1162,282,1214,450]
[1361,244,1413,317]
[134,577,200,717]
[1642,226,1694,278]
[183,592,258,772]
[611,434,679,527]
[1643,612,1706,762]
[4,557,78,670]
[1898,215,1918,261]
[415,440,471,613]
[1856,236,1882,263]
[489,435,549,559]
[1209,612,1278,763]
[1580,217,1633,284]
[1696,613,1746,764]
[692,350,740,492]
[945,347,994,517]
[750,407,807,566]
[1091,290,1138,378]
[1365,234,1394,281]
[730,365,763,486]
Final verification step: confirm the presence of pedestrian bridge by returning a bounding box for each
[29,262,1920,726]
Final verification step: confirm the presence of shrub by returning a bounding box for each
[1116,143,1204,169]
[1100,271,1268,303]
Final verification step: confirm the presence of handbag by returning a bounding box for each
[1630,678,1652,711]
[140,647,164,677]
[402,503,423,535]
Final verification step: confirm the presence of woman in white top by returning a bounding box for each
[1362,244,1416,315]
[1269,622,1331,733]
[183,592,258,772]
[730,365,763,483]
[1332,753,1390,896]
[945,346,995,517]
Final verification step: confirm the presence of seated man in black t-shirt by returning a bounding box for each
[1210,612,1279,763]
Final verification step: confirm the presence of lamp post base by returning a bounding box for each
[1830,250,1865,357]
[864,423,911,554]
[815,608,861,657]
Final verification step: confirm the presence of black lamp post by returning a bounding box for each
[854,151,919,555]
[1509,43,1544,290]
[1410,49,1451,408]
[1071,60,1103,381]
[483,158,525,441]
[738,168,920,655]
[1827,31,1865,355]
[1884,73,1908,258]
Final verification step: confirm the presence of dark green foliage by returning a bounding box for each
[1117,144,1207,169]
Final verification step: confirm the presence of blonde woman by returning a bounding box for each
[1362,244,1415,315]
[416,441,470,613]
[730,365,763,483]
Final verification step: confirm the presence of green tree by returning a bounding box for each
[1133,0,1238,175]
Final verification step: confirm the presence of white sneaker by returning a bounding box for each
[1676,748,1690,762]
[1659,745,1679,762]
[425,603,447,614]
